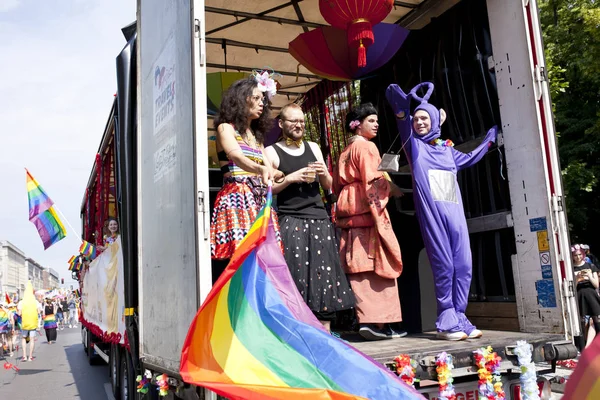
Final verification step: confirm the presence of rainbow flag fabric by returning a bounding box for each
[79,240,96,259]
[26,169,67,249]
[563,335,600,399]
[180,188,422,400]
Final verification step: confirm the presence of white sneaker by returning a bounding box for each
[436,331,468,341]
[69,324,72,328]
[468,329,483,339]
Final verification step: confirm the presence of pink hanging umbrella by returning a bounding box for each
[289,23,409,81]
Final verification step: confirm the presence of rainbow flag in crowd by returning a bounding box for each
[26,169,67,249]
[180,188,422,400]
[79,240,96,259]
[563,336,600,399]
[68,255,81,272]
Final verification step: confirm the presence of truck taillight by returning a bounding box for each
[511,377,552,400]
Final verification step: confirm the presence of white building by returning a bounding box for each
[26,258,45,291]
[0,240,28,299]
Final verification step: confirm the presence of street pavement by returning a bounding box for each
[0,326,113,400]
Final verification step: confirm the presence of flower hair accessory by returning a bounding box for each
[252,68,280,100]
[349,120,361,130]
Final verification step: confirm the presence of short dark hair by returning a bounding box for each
[214,77,273,144]
[345,102,378,133]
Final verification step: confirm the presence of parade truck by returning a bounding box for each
[78,0,579,399]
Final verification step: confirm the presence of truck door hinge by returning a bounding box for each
[535,65,547,82]
[563,280,576,299]
[551,195,564,213]
[198,191,205,208]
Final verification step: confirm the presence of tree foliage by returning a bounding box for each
[540,0,600,248]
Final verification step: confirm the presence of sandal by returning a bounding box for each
[20,356,27,362]
[28,356,35,361]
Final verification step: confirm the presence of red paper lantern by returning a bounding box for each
[319,0,394,67]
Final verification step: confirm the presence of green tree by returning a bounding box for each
[540,0,600,249]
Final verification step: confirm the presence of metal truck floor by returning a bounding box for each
[341,330,564,364]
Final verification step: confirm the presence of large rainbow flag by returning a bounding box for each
[563,335,600,399]
[180,188,423,400]
[26,169,67,249]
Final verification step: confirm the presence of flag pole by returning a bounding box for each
[53,205,83,243]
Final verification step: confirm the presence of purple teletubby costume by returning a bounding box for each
[385,82,497,335]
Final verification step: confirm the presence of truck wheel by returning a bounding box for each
[87,330,99,365]
[82,327,88,354]
[110,344,121,399]
[120,351,138,400]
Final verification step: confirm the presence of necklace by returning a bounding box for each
[348,135,367,144]
[430,138,454,147]
[242,131,258,149]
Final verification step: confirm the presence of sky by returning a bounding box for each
[0,0,136,286]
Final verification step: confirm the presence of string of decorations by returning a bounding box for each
[436,351,457,400]
[514,341,541,400]
[393,354,419,387]
[473,346,506,399]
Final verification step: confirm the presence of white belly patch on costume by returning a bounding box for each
[428,169,458,203]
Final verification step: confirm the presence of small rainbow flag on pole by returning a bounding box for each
[563,336,600,399]
[26,169,67,249]
[79,241,96,259]
[180,187,423,400]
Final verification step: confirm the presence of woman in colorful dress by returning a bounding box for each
[333,103,406,341]
[210,73,283,281]
[42,298,58,344]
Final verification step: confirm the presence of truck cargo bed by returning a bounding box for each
[343,330,564,375]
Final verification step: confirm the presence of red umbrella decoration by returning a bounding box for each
[289,23,409,81]
[319,0,394,67]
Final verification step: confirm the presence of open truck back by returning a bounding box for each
[78,1,579,399]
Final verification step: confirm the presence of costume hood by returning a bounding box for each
[409,82,442,142]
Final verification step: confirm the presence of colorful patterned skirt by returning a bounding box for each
[0,311,10,333]
[43,314,57,329]
[211,176,281,260]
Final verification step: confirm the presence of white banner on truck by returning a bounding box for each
[81,237,125,344]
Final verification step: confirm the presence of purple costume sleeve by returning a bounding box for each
[451,126,497,171]
[386,82,496,335]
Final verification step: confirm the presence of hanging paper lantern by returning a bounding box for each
[319,0,394,68]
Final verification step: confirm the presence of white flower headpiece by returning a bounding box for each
[252,68,280,100]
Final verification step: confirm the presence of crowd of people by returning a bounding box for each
[207,73,499,341]
[0,284,80,362]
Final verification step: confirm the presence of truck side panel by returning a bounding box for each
[137,0,198,372]
[485,0,574,335]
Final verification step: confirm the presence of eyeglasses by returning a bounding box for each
[284,119,305,126]
[250,95,266,103]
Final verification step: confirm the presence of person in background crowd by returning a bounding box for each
[0,302,15,357]
[581,244,599,267]
[17,282,42,361]
[334,103,407,341]
[43,298,58,344]
[572,244,600,347]
[265,103,355,333]
[68,295,78,328]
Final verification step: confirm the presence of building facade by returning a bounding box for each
[26,258,45,291]
[47,268,60,289]
[0,240,28,299]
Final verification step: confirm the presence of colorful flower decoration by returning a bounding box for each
[473,346,506,400]
[393,354,419,387]
[136,375,150,394]
[252,69,280,100]
[514,341,541,400]
[430,138,455,147]
[349,120,361,130]
[436,352,457,400]
[156,373,169,397]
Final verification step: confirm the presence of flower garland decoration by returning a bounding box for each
[473,346,506,399]
[252,68,280,100]
[156,373,169,397]
[514,341,540,400]
[349,120,361,130]
[393,354,419,387]
[136,375,150,395]
[436,352,457,400]
[430,138,455,147]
